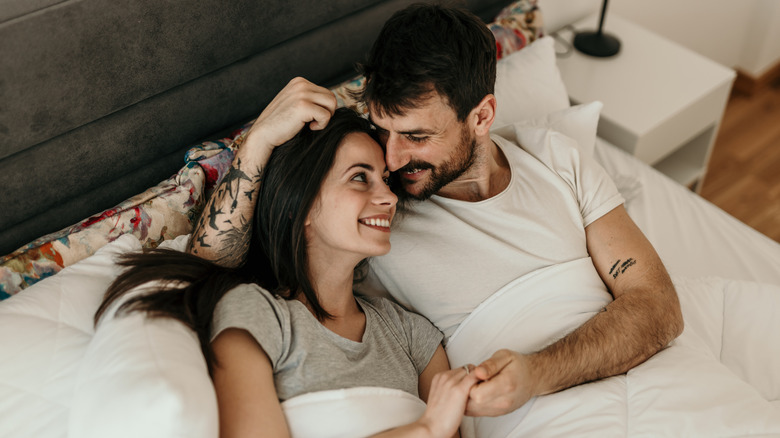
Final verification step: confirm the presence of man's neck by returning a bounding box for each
[436,138,510,202]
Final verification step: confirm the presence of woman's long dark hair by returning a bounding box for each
[94,108,378,374]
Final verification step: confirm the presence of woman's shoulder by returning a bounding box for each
[357,295,433,332]
[221,283,280,304]
[357,294,403,315]
[215,284,289,322]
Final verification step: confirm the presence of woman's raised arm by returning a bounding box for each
[187,78,338,267]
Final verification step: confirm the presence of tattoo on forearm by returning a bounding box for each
[187,155,262,264]
[609,258,637,279]
[215,216,252,265]
[221,159,252,214]
[195,232,211,248]
[207,202,225,230]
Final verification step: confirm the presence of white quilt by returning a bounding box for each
[445,258,780,437]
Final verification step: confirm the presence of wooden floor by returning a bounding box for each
[699,77,780,244]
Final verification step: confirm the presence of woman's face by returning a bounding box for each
[306,132,397,262]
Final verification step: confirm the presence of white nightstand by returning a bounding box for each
[555,14,736,191]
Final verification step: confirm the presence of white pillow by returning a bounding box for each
[67,234,218,438]
[0,234,142,438]
[493,101,602,157]
[493,36,570,129]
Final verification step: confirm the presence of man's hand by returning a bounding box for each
[465,349,536,417]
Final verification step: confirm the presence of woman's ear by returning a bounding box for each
[471,94,497,137]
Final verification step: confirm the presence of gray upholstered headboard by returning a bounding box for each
[0,0,511,255]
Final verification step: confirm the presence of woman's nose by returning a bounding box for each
[375,181,398,206]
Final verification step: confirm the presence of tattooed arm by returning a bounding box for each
[187,77,338,267]
[465,205,684,416]
[187,152,266,266]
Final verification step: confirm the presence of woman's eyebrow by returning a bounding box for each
[344,163,374,175]
[343,163,389,175]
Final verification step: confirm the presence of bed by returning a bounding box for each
[1,0,779,437]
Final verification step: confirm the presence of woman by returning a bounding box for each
[95,107,477,437]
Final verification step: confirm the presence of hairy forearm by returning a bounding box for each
[529,271,683,396]
[186,136,271,267]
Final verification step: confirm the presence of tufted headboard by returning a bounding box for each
[0,0,522,256]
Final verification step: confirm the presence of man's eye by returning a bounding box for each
[383,176,392,186]
[407,135,427,143]
[351,173,367,183]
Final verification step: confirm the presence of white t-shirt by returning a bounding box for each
[361,131,624,339]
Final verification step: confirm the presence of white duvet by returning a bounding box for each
[277,258,780,437]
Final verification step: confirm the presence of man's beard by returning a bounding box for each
[397,125,478,201]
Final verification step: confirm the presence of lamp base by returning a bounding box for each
[573,31,621,57]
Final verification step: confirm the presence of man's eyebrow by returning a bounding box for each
[398,128,436,136]
[368,120,436,136]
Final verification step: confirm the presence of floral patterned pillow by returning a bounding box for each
[491,0,543,60]
[0,127,248,298]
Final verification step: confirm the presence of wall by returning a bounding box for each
[608,0,780,77]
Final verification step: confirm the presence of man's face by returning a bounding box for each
[370,93,477,200]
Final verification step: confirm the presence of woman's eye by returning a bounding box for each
[383,176,392,186]
[351,173,367,183]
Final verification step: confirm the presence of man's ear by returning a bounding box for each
[471,94,497,136]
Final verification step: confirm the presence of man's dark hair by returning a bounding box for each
[358,3,496,121]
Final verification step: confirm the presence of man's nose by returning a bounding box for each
[384,134,409,172]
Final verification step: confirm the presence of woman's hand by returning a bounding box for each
[416,366,479,438]
[243,77,338,158]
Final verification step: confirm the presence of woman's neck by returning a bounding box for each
[301,252,361,317]
[298,254,367,342]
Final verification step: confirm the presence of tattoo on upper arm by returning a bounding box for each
[609,258,637,279]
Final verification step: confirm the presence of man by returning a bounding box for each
[188,3,683,419]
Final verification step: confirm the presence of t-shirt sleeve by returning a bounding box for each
[210,284,290,368]
[549,131,624,227]
[366,296,444,375]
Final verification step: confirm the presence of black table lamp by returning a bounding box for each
[573,0,621,57]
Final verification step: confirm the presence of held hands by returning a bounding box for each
[243,77,338,157]
[417,366,479,438]
[465,349,536,417]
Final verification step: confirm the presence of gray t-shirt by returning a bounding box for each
[210,283,443,401]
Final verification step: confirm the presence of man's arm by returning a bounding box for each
[466,205,684,416]
[186,77,338,266]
